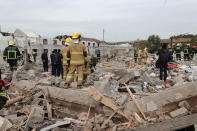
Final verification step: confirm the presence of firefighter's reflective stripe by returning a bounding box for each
[84,71,90,74]
[184,49,189,54]
[0,92,8,99]
[62,53,67,57]
[63,61,68,65]
[70,60,84,64]
[66,75,73,79]
[63,76,67,79]
[71,52,83,55]
[78,77,83,81]
[7,50,17,59]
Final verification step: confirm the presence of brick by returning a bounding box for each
[170,107,188,118]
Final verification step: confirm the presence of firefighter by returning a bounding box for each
[183,44,190,61]
[61,37,72,80]
[83,57,92,85]
[65,32,87,89]
[168,44,174,62]
[134,49,138,63]
[175,43,182,61]
[137,50,143,65]
[143,48,149,64]
[3,41,21,72]
[41,49,49,72]
[0,70,9,109]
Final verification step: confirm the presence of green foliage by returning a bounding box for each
[147,35,161,52]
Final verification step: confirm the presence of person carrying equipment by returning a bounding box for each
[3,41,21,72]
[65,32,87,89]
[137,50,143,65]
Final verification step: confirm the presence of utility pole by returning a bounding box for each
[102,29,105,43]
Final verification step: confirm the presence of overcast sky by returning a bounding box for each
[0,0,197,42]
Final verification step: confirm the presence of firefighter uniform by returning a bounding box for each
[61,38,72,80]
[183,44,190,61]
[168,46,174,62]
[175,43,182,61]
[134,50,138,63]
[0,79,9,109]
[65,32,87,88]
[3,41,21,72]
[142,48,148,64]
[83,58,92,84]
[137,50,143,64]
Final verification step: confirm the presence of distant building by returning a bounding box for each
[172,38,192,46]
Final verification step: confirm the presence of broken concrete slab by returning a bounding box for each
[94,79,111,96]
[170,107,188,118]
[14,80,36,90]
[146,101,158,112]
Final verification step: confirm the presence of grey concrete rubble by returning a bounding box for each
[0,51,197,131]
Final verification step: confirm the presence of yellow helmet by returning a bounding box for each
[177,43,181,46]
[66,37,72,43]
[72,32,81,39]
[144,48,148,51]
[8,41,15,45]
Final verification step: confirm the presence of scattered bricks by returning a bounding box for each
[146,101,158,112]
[169,107,188,118]
[178,100,191,110]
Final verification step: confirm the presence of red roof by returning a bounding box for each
[172,38,192,43]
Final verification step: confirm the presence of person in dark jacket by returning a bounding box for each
[157,44,172,81]
[50,50,56,76]
[41,49,49,72]
[3,41,21,72]
[51,50,63,77]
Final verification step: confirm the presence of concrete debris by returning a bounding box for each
[170,107,188,118]
[0,51,197,131]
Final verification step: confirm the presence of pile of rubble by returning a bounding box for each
[0,57,197,130]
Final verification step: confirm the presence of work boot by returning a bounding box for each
[64,83,70,89]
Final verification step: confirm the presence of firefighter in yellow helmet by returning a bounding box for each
[142,48,149,64]
[3,41,21,71]
[61,37,72,81]
[65,32,87,89]
[137,49,143,65]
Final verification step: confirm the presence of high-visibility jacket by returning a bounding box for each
[61,46,70,65]
[143,50,148,58]
[67,43,87,65]
[175,46,182,54]
[3,45,21,60]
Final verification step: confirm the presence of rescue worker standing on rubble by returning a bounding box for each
[183,44,191,61]
[137,49,143,65]
[174,43,182,61]
[41,49,49,72]
[142,48,149,64]
[134,49,138,63]
[168,44,174,62]
[61,37,72,80]
[3,41,21,72]
[65,32,87,89]
[157,44,172,82]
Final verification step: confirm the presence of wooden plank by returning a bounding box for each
[126,113,197,131]
[88,86,130,120]
[124,84,146,120]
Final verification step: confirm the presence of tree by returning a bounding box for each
[148,35,161,53]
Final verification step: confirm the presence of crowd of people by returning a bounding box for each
[40,32,98,88]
